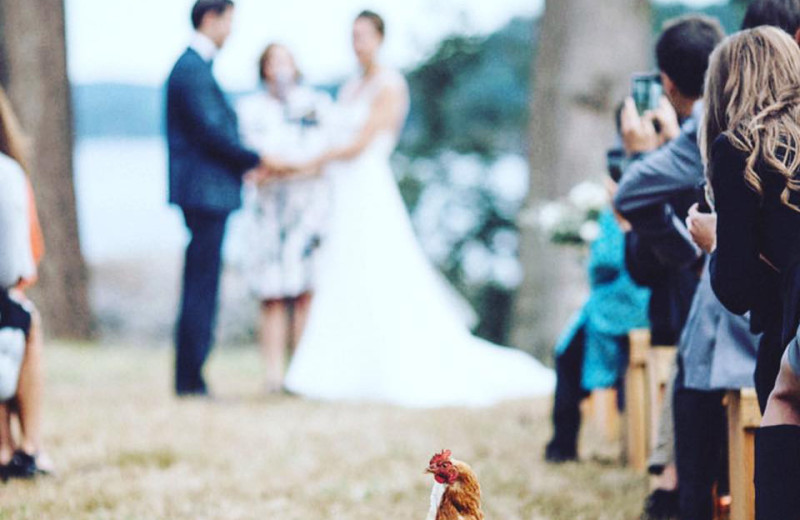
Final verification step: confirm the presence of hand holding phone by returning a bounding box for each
[695,181,713,213]
[631,73,663,115]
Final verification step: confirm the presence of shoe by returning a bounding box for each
[5,450,52,479]
[640,488,679,520]
[176,388,210,398]
[544,441,578,463]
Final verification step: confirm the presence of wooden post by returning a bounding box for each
[625,328,650,471]
[647,346,677,450]
[726,389,761,520]
[583,388,621,443]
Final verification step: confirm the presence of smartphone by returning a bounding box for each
[695,181,712,213]
[631,73,663,115]
[606,147,625,183]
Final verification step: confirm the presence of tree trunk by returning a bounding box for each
[0,0,92,339]
[511,0,651,362]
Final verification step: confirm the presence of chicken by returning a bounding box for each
[425,449,484,520]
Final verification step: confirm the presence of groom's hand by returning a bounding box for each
[244,161,272,185]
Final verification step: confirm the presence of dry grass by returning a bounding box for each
[0,344,648,519]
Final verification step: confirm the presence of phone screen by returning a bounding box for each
[632,74,663,115]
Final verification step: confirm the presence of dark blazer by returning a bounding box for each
[710,134,800,339]
[166,48,260,213]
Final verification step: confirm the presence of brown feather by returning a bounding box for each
[435,460,484,520]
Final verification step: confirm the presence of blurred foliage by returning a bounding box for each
[399,17,536,159]
[395,1,746,344]
[652,1,748,34]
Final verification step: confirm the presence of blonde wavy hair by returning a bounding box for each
[0,85,29,172]
[701,26,800,211]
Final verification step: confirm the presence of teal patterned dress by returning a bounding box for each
[554,208,650,390]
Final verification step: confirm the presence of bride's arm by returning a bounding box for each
[289,83,407,176]
[326,83,406,162]
[269,82,407,180]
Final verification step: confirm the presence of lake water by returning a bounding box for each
[72,137,529,340]
[74,137,186,264]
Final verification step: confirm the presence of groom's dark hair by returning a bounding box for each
[191,0,234,29]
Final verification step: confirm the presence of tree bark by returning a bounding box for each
[511,0,651,362]
[0,0,92,339]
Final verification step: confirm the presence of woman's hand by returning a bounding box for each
[686,203,718,253]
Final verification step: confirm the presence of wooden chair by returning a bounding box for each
[646,344,677,451]
[725,388,761,520]
[583,388,621,443]
[625,328,651,472]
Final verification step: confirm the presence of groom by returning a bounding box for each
[166,0,268,396]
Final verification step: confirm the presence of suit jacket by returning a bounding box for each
[166,48,260,213]
[615,101,705,268]
[613,102,706,344]
[679,260,759,391]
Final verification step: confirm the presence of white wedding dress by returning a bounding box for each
[284,69,554,407]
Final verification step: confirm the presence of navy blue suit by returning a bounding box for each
[166,47,260,395]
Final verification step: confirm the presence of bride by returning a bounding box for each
[282,10,554,407]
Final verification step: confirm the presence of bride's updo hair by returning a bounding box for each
[356,10,385,38]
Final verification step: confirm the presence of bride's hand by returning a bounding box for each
[289,154,329,177]
[262,156,299,177]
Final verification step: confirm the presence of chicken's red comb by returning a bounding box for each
[430,449,452,466]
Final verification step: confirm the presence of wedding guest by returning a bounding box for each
[0,86,51,479]
[700,26,800,519]
[544,177,650,463]
[614,16,724,518]
[236,44,332,393]
[166,0,271,396]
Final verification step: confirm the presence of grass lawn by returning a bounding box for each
[0,343,647,519]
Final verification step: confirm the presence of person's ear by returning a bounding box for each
[794,27,800,47]
[660,73,678,104]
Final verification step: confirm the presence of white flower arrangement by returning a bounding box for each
[520,180,608,246]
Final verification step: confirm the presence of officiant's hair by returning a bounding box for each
[259,44,303,83]
[356,10,385,38]
[191,0,234,29]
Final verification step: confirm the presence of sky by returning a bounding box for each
[65,0,725,90]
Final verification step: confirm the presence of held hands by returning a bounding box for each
[686,203,718,254]
[621,96,680,155]
[244,157,303,185]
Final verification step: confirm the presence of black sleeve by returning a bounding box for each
[709,135,762,315]
[172,65,260,174]
[624,229,668,288]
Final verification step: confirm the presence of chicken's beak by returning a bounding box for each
[425,467,435,474]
